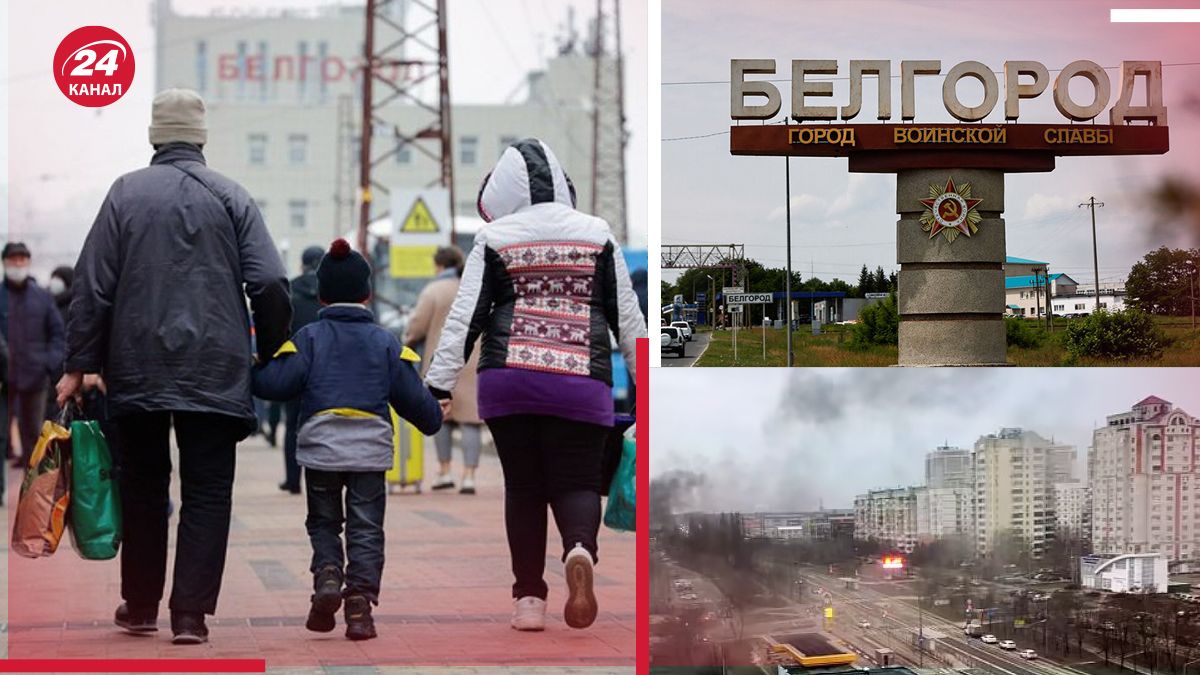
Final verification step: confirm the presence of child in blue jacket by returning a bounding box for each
[253,238,443,640]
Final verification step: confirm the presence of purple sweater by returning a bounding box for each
[477,368,615,427]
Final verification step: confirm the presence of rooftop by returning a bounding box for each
[1005,273,1072,289]
[1006,255,1049,265]
[1135,395,1172,407]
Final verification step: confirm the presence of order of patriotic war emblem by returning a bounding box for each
[918,176,982,243]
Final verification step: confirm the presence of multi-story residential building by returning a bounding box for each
[855,488,920,552]
[973,428,1077,558]
[926,446,973,489]
[1054,481,1092,541]
[741,510,856,541]
[1091,396,1200,561]
[154,0,623,283]
[916,487,973,542]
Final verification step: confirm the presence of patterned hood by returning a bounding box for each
[476,138,576,222]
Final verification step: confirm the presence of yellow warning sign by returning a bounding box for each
[401,197,440,233]
[390,245,439,279]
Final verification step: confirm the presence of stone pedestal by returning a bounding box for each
[896,168,1007,366]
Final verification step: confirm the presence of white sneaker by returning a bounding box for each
[511,596,546,631]
[431,474,455,490]
[563,544,598,629]
[459,477,476,495]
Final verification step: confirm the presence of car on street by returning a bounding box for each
[1019,649,1037,659]
[999,640,1017,650]
[980,635,998,644]
[661,326,686,357]
[857,620,871,629]
[670,320,693,341]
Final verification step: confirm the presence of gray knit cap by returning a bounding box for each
[148,89,207,146]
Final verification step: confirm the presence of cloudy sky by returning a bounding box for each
[5,0,647,276]
[650,368,1200,514]
[662,0,1200,285]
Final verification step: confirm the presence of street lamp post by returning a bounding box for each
[706,274,715,327]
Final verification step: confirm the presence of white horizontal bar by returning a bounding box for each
[1111,8,1200,22]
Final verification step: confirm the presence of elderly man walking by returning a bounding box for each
[57,89,291,644]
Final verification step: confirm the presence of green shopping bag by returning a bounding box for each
[67,419,122,560]
[603,425,635,532]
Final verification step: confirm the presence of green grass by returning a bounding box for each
[693,318,1200,367]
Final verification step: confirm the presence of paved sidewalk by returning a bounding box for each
[3,432,634,669]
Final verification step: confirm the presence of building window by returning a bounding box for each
[249,133,268,165]
[1075,303,1086,310]
[288,200,308,229]
[396,139,412,164]
[460,135,479,165]
[499,135,518,155]
[288,134,308,165]
[298,40,309,99]
[318,41,329,102]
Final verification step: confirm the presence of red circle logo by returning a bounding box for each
[53,26,135,108]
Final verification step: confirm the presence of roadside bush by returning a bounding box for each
[1005,317,1045,349]
[1062,308,1166,360]
[848,293,898,350]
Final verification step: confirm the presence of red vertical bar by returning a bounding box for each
[635,337,648,675]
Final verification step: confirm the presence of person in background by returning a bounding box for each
[403,246,483,495]
[2,242,65,468]
[44,265,76,419]
[278,245,325,494]
[0,331,7,503]
[425,139,645,632]
[57,89,292,645]
[253,238,442,641]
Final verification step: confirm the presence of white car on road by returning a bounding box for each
[661,326,686,358]
[1019,649,1037,659]
[980,634,998,644]
[857,620,871,629]
[670,321,693,341]
[999,640,1017,650]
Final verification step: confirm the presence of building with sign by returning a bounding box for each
[1081,553,1169,594]
[1091,397,1200,562]
[973,428,1077,558]
[154,0,618,274]
[1005,273,1078,318]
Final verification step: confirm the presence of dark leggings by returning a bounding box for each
[486,414,607,600]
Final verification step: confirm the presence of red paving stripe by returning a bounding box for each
[0,660,265,673]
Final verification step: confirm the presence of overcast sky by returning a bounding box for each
[662,0,1200,285]
[4,0,647,276]
[651,368,1200,514]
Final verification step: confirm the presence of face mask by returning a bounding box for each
[48,277,66,296]
[5,266,28,284]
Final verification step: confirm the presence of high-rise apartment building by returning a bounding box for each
[1091,396,1200,561]
[973,428,1077,558]
[855,487,920,552]
[926,446,973,489]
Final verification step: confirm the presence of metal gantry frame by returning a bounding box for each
[661,244,747,285]
[358,0,454,254]
[589,0,628,242]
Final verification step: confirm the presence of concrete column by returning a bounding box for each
[895,168,1007,365]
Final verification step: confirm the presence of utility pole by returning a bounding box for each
[357,0,376,255]
[359,0,454,255]
[785,156,794,366]
[1190,262,1197,331]
[1079,196,1105,312]
[1033,267,1042,323]
[1045,264,1053,332]
[589,0,628,242]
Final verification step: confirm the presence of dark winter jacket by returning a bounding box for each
[290,271,321,333]
[1,279,65,392]
[66,143,292,430]
[252,304,442,471]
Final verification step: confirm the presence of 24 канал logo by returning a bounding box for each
[53,26,135,107]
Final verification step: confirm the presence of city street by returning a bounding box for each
[800,567,1086,675]
[662,331,711,367]
[3,433,634,668]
